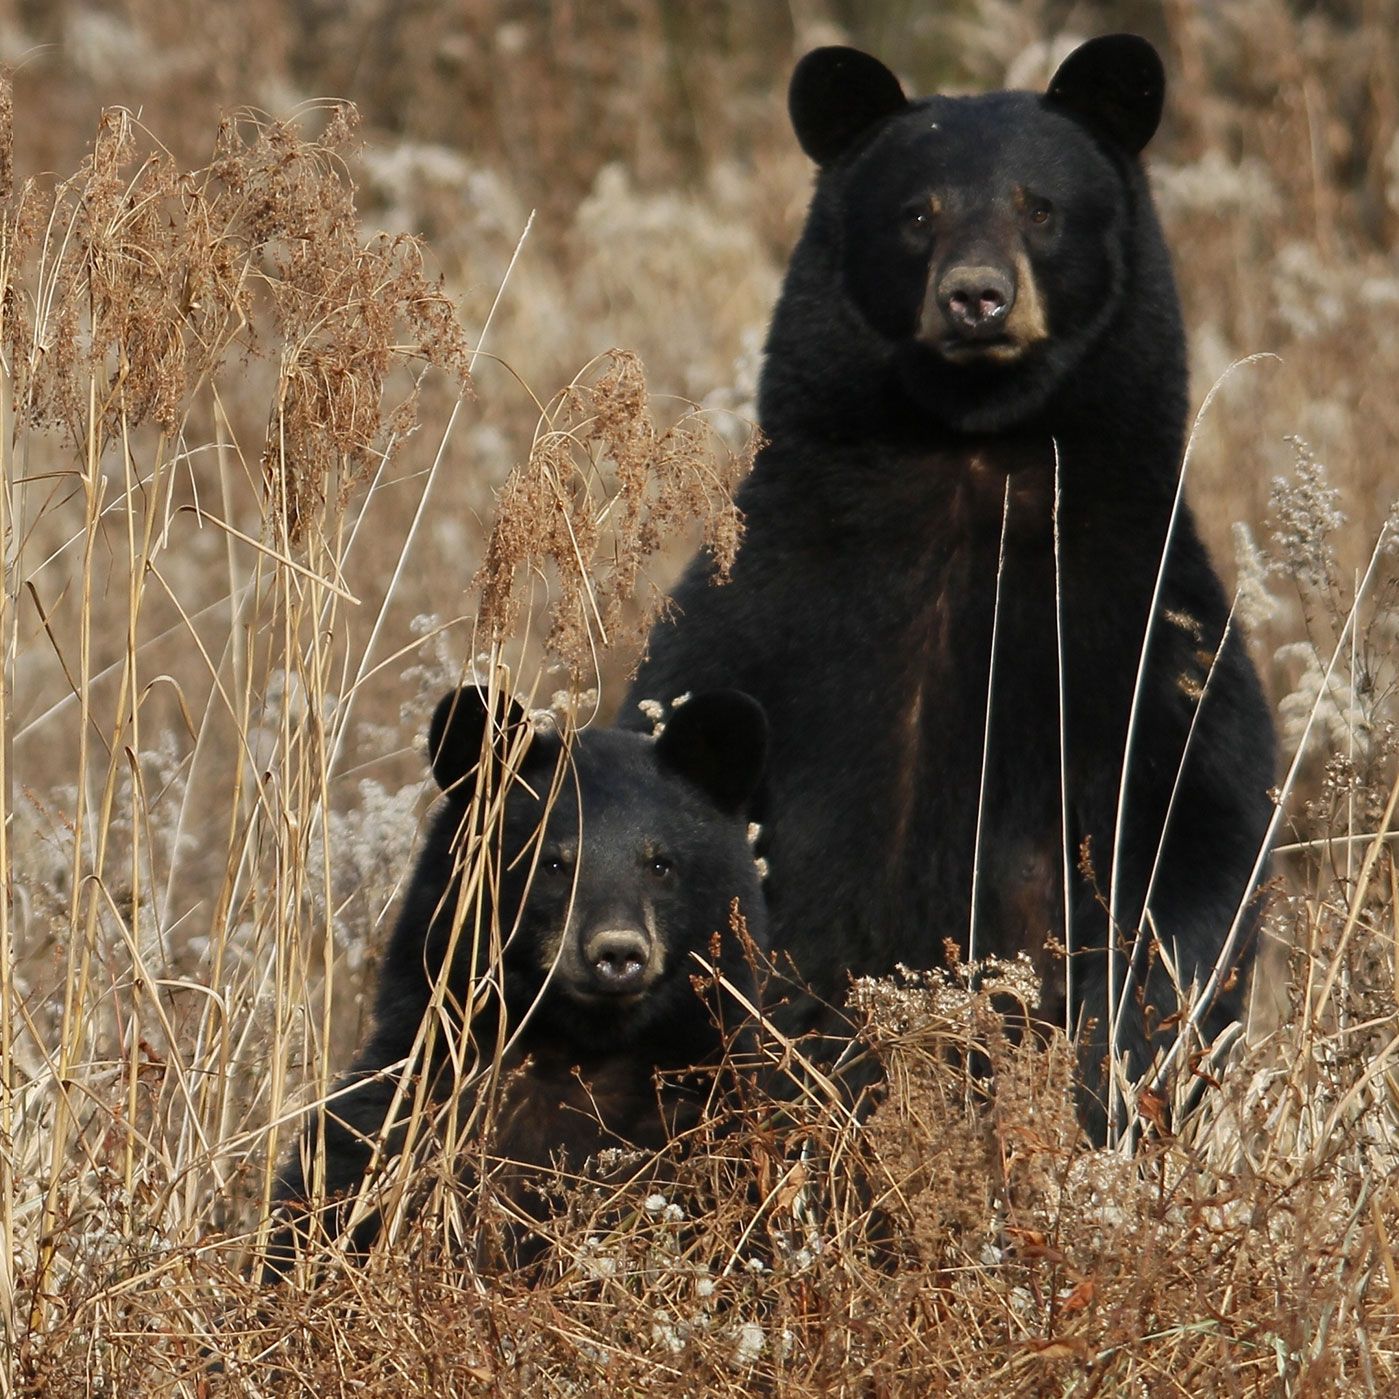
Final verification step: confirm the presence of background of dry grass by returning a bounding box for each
[3,1,1399,1394]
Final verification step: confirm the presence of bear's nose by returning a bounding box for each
[937,264,1015,337]
[582,927,652,993]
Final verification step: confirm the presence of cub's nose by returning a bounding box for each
[937,264,1015,337]
[582,927,652,993]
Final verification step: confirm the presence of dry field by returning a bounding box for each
[3,2,1399,1395]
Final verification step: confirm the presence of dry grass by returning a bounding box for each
[3,3,1399,1395]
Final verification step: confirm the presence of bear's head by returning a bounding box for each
[425,687,769,1061]
[782,34,1174,435]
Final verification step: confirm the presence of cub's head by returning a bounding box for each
[426,688,768,1057]
[788,35,1169,433]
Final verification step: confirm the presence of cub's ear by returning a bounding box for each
[655,691,768,815]
[789,46,908,165]
[1046,34,1164,156]
[427,687,529,796]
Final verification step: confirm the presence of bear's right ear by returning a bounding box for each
[789,46,908,165]
[655,691,768,815]
[427,687,529,797]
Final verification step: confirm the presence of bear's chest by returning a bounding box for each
[754,444,1069,886]
[813,447,1062,694]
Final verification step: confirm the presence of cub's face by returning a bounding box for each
[427,690,768,1055]
[494,735,763,1044]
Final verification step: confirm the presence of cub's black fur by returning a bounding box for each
[266,687,768,1273]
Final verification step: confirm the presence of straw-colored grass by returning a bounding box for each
[3,3,1399,1395]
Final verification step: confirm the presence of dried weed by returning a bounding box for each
[4,5,1399,1397]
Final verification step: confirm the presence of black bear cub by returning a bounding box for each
[626,36,1275,1135]
[267,685,768,1273]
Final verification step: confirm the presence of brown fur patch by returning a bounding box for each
[1007,844,1059,961]
[1006,248,1049,345]
[535,925,567,975]
[890,670,930,868]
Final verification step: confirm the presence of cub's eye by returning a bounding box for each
[1027,201,1053,226]
[542,855,571,877]
[649,855,674,879]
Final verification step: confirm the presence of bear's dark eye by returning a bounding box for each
[649,855,674,879]
[1028,200,1053,226]
[542,854,571,877]
[900,197,938,232]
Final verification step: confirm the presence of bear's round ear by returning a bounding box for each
[789,46,908,166]
[655,691,768,815]
[1045,34,1164,156]
[427,686,529,796]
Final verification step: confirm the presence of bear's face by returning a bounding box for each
[789,35,1166,433]
[427,689,768,1055]
[842,101,1122,369]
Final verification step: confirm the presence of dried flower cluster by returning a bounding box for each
[475,348,753,671]
[3,100,471,547]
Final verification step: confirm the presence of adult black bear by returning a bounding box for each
[625,36,1275,1133]
[266,685,768,1274]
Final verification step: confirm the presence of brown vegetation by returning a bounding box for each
[3,2,1399,1395]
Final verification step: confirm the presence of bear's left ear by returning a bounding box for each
[1045,34,1164,156]
[655,691,768,815]
[427,686,529,796]
[789,46,908,165]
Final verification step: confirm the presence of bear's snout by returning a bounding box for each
[935,263,1015,339]
[581,926,655,995]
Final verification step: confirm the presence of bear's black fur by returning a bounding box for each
[625,35,1275,1132]
[266,685,768,1274]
